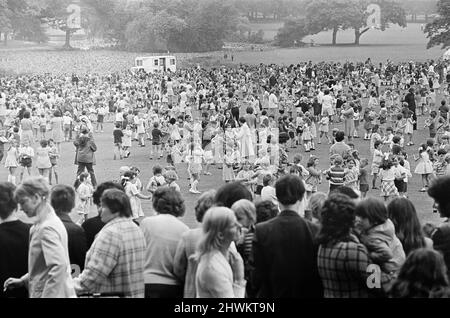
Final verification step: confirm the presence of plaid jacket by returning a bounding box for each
[317,237,373,298]
[74,217,146,298]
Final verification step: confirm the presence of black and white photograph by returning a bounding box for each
[1,0,450,305]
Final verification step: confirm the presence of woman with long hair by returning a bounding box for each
[387,197,433,256]
[195,206,246,298]
[389,248,449,298]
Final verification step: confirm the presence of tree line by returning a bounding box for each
[0,0,446,52]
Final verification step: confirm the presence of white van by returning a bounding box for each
[131,55,177,73]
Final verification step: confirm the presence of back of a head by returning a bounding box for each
[152,187,185,217]
[331,186,359,200]
[194,189,217,223]
[317,193,356,245]
[428,176,450,218]
[255,200,279,224]
[51,184,76,214]
[0,182,17,220]
[275,175,305,206]
[215,182,253,208]
[389,248,449,298]
[101,188,132,218]
[93,181,125,206]
[335,131,345,142]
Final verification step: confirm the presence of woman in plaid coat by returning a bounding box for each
[317,193,376,298]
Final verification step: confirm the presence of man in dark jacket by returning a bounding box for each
[404,88,417,130]
[0,182,30,298]
[51,185,87,275]
[251,175,323,298]
[74,129,97,187]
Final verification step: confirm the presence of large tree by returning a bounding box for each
[351,0,407,45]
[424,0,450,49]
[0,0,11,45]
[306,0,357,45]
[302,0,406,46]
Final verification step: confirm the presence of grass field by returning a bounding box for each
[9,104,444,230]
[0,23,446,228]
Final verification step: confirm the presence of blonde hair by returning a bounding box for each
[307,192,327,221]
[14,177,50,202]
[196,207,236,258]
[231,199,256,225]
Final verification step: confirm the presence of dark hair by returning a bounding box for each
[215,182,252,208]
[275,175,305,206]
[101,189,132,218]
[389,248,448,298]
[255,200,278,223]
[438,148,447,156]
[40,139,48,147]
[74,172,89,190]
[335,131,345,142]
[331,185,359,199]
[0,182,17,219]
[387,198,426,256]
[392,144,402,155]
[153,165,163,175]
[194,190,216,223]
[239,117,246,124]
[23,111,31,119]
[152,187,185,217]
[121,171,136,188]
[54,110,62,117]
[317,193,356,245]
[51,185,76,214]
[355,198,387,227]
[93,182,124,206]
[263,174,272,186]
[428,176,450,217]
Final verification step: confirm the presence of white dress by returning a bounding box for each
[122,129,132,147]
[414,152,433,175]
[235,123,255,158]
[4,147,18,168]
[125,181,144,219]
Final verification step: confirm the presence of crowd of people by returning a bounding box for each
[2,57,450,297]
[1,174,450,298]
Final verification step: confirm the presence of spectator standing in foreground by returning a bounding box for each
[4,177,76,298]
[140,187,189,298]
[426,176,450,276]
[0,182,30,298]
[81,182,125,249]
[73,189,146,298]
[51,184,87,274]
[251,175,322,298]
[173,190,216,298]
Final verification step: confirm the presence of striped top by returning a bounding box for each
[327,166,346,186]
